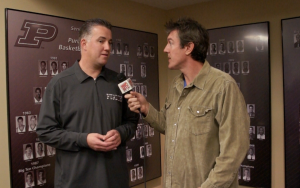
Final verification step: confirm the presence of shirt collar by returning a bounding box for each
[74,60,108,83]
[173,60,211,90]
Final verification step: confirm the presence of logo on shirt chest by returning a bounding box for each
[106,94,122,102]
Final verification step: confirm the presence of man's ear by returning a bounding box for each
[81,38,87,51]
[185,42,194,55]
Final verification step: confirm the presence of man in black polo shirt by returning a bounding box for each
[37,18,139,188]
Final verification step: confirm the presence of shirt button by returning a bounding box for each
[178,107,180,110]
[197,111,199,113]
[168,172,171,175]
[170,156,173,159]
[174,124,177,126]
[172,140,174,142]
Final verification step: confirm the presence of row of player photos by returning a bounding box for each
[111,42,155,58]
[120,64,147,78]
[38,60,69,76]
[133,84,147,97]
[238,166,253,182]
[208,37,265,56]
[24,169,47,187]
[249,126,266,140]
[130,124,155,141]
[130,166,144,182]
[15,115,38,133]
[214,61,250,75]
[126,144,153,163]
[23,143,56,161]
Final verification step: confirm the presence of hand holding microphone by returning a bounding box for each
[117,76,149,115]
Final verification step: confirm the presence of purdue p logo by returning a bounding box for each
[15,20,58,48]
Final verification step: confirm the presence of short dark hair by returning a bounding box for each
[35,88,41,93]
[164,17,209,63]
[40,61,46,65]
[51,61,57,66]
[18,117,23,121]
[79,18,112,41]
[25,144,32,149]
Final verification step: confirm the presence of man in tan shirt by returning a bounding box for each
[126,17,250,188]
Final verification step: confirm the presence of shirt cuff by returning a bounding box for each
[143,103,156,124]
[77,133,89,148]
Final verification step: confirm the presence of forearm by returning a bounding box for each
[143,103,166,134]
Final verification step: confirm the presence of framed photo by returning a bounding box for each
[282,16,300,188]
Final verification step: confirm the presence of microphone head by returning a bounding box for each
[118,78,134,94]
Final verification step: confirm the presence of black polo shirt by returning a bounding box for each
[37,61,139,188]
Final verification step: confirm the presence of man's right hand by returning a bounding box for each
[125,91,149,116]
[87,133,113,152]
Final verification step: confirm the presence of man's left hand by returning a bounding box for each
[103,130,121,151]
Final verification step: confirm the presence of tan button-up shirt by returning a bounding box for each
[145,61,250,188]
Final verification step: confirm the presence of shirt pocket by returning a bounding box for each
[185,106,212,135]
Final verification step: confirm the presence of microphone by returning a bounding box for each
[118,77,134,95]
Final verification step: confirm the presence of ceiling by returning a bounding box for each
[129,0,213,10]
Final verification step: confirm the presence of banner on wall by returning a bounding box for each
[282,16,300,188]
[6,8,161,188]
[206,22,271,188]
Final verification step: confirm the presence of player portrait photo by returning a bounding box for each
[47,145,56,156]
[24,171,35,188]
[60,61,68,72]
[236,40,244,53]
[110,42,114,54]
[210,43,217,55]
[294,32,300,48]
[249,126,255,140]
[146,144,152,157]
[36,169,46,185]
[247,145,255,161]
[126,149,132,163]
[143,44,149,58]
[215,63,222,71]
[227,41,235,53]
[256,36,264,51]
[149,126,154,137]
[241,61,250,74]
[247,104,255,118]
[116,41,122,55]
[223,62,231,74]
[141,85,147,97]
[141,64,146,78]
[120,64,126,75]
[127,64,133,77]
[257,126,265,140]
[23,143,33,161]
[33,87,43,104]
[136,124,143,140]
[35,142,45,158]
[135,85,140,93]
[243,168,251,182]
[39,60,48,76]
[50,61,59,76]
[16,116,26,133]
[130,169,136,182]
[137,166,143,180]
[232,62,240,75]
[123,43,129,56]
[137,45,143,57]
[143,124,148,138]
[140,146,145,158]
[28,115,37,132]
[219,40,226,54]
[150,46,155,58]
